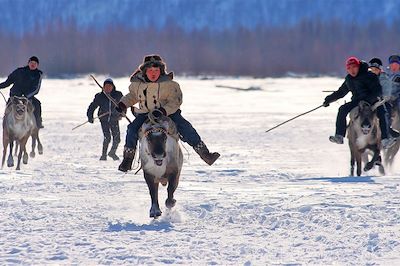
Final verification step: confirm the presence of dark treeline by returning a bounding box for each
[0,19,399,77]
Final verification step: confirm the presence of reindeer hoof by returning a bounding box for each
[23,154,28,164]
[150,205,162,218]
[16,166,20,170]
[7,161,14,168]
[364,163,373,172]
[165,198,176,209]
[378,165,385,175]
[38,150,43,155]
[30,152,35,158]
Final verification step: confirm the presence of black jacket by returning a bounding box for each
[87,88,123,122]
[325,62,382,104]
[0,66,43,98]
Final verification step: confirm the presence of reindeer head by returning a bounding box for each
[10,96,33,120]
[356,101,375,135]
[143,124,168,166]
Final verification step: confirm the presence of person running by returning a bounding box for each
[87,78,123,160]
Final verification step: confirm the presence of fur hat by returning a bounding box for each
[139,54,166,75]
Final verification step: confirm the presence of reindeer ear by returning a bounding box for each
[27,100,35,113]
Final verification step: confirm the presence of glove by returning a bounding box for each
[323,96,333,107]
[115,102,127,113]
[88,117,94,123]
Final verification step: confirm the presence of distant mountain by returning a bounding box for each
[1,0,399,35]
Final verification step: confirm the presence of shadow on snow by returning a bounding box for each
[296,176,377,184]
[107,221,174,232]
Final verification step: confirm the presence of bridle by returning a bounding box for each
[143,127,168,138]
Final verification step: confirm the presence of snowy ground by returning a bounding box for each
[0,76,399,265]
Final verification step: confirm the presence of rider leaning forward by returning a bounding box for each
[323,56,396,149]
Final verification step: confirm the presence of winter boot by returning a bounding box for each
[329,134,344,144]
[118,147,135,172]
[389,128,400,138]
[193,141,220,166]
[108,149,119,161]
[36,117,44,129]
[108,141,120,160]
[382,137,396,149]
[100,142,108,161]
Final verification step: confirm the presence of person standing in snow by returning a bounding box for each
[0,56,44,128]
[323,56,395,148]
[116,54,220,172]
[87,78,123,161]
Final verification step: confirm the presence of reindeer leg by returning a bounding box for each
[364,146,381,172]
[14,141,18,156]
[355,151,362,176]
[349,146,355,176]
[2,132,9,169]
[23,146,28,165]
[144,172,161,218]
[37,130,43,155]
[7,140,14,168]
[16,142,22,170]
[166,171,179,209]
[16,137,29,170]
[30,132,36,158]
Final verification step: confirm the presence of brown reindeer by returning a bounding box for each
[2,96,37,170]
[347,101,385,176]
[138,112,183,218]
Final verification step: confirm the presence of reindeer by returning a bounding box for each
[138,112,183,218]
[384,103,400,168]
[2,96,37,170]
[347,101,385,176]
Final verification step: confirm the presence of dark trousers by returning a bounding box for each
[336,100,388,139]
[125,110,201,149]
[30,97,42,127]
[101,119,120,151]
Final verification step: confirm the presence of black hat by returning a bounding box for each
[369,58,383,69]
[139,54,166,74]
[29,56,39,64]
[103,78,114,86]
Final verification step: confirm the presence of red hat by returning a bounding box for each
[346,56,360,68]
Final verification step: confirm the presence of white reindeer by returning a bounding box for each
[2,96,37,170]
[138,112,183,218]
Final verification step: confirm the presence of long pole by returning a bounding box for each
[72,112,110,131]
[265,105,324,133]
[89,74,132,123]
